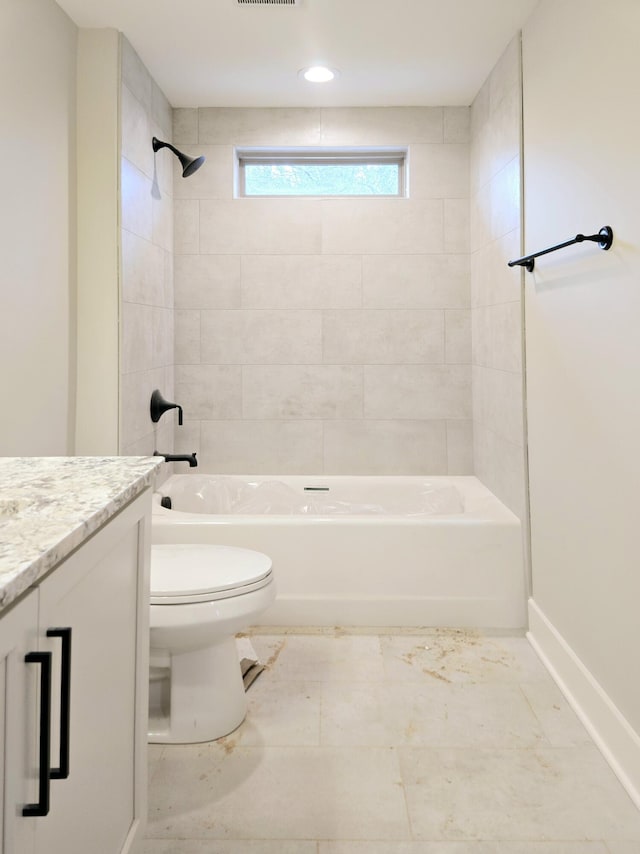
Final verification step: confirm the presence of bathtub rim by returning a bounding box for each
[153,473,520,526]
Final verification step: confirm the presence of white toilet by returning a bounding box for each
[148,543,275,744]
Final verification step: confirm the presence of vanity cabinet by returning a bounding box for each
[0,590,38,854]
[0,490,151,854]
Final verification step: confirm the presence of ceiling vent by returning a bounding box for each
[237,0,300,5]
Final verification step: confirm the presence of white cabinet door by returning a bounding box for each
[35,497,148,854]
[0,590,38,854]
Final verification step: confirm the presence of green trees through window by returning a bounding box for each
[238,149,406,197]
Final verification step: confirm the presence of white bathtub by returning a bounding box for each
[152,475,525,629]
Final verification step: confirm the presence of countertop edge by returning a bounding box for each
[0,458,162,615]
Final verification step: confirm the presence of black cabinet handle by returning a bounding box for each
[22,652,52,817]
[47,628,72,780]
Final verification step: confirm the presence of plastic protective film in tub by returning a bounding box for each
[171,478,464,516]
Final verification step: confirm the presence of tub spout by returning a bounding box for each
[153,451,198,467]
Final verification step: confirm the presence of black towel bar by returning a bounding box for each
[508,226,613,272]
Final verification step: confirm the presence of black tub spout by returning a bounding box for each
[153,451,198,467]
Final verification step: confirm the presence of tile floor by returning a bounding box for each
[143,630,640,853]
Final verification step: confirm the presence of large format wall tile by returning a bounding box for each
[173,145,234,201]
[174,310,200,364]
[472,365,523,447]
[121,84,154,179]
[446,419,474,473]
[362,254,470,310]
[121,159,153,240]
[470,35,525,520]
[200,310,322,365]
[121,302,154,374]
[200,421,323,474]
[152,189,174,253]
[473,421,527,520]
[323,421,448,475]
[198,107,322,145]
[445,310,472,364]
[242,365,363,419]
[321,199,443,255]
[175,364,242,420]
[241,255,362,310]
[200,199,322,255]
[120,37,174,455]
[151,80,173,140]
[121,36,151,113]
[173,106,473,474]
[172,107,198,145]
[322,310,444,365]
[364,365,472,420]
[471,301,522,373]
[444,199,470,253]
[121,229,165,306]
[410,144,470,199]
[444,106,471,143]
[174,255,241,310]
[471,228,521,307]
[320,107,444,145]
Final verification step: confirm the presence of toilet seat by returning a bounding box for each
[151,544,273,605]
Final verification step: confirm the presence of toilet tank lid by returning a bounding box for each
[150,544,272,597]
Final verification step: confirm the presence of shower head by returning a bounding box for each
[152,137,205,177]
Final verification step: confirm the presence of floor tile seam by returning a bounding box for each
[263,668,546,696]
[142,835,321,846]
[395,745,608,760]
[247,684,325,688]
[395,749,417,842]
[317,738,554,749]
[152,744,605,759]
[515,678,558,749]
[162,743,418,754]
[266,677,389,685]
[145,832,416,843]
[141,833,616,844]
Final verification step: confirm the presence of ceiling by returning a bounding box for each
[55,0,539,108]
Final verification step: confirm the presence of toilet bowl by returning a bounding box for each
[148,543,275,744]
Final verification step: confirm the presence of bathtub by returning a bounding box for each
[152,475,525,629]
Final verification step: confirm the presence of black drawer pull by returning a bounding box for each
[47,628,72,780]
[22,652,52,817]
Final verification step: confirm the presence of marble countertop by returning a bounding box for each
[0,456,162,614]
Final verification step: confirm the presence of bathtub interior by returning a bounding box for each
[154,474,511,521]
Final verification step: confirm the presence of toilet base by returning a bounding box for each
[149,636,247,744]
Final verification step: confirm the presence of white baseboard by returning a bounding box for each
[528,598,640,809]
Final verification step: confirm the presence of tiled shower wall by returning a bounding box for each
[119,37,175,455]
[470,36,527,519]
[172,107,472,474]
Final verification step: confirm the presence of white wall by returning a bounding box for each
[523,0,640,800]
[75,28,120,455]
[0,0,77,454]
[172,107,472,474]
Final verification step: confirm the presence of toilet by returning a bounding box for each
[148,543,275,744]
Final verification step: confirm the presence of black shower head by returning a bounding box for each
[152,136,206,178]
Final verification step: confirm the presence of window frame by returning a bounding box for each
[235,146,408,199]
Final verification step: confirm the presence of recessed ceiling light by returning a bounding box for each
[300,66,338,83]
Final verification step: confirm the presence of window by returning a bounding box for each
[236,147,407,198]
